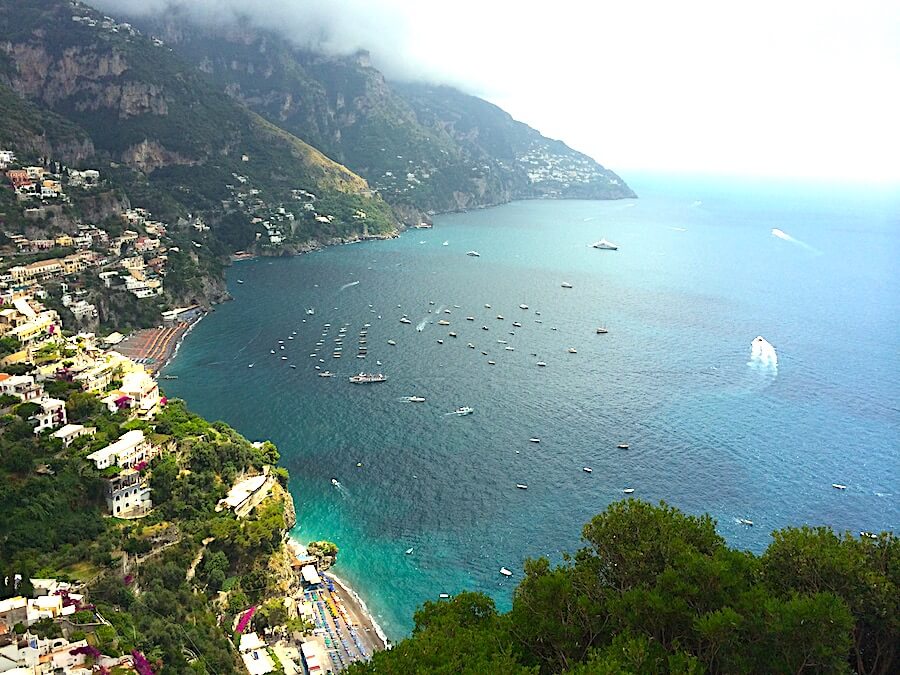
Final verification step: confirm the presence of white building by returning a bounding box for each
[104,468,152,517]
[239,633,275,675]
[51,423,96,447]
[86,429,155,470]
[30,397,67,434]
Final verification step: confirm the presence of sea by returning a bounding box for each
[160,173,900,640]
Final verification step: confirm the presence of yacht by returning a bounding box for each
[247,364,254,368]
[400,317,412,324]
[505,346,515,351]
[407,396,426,403]
[466,251,481,257]
[623,488,635,494]
[237,279,244,284]
[452,406,474,415]
[516,484,528,490]
[466,316,475,321]
[306,308,315,315]
[487,360,496,365]
[738,518,754,526]
[406,548,415,555]
[349,372,388,384]
[591,239,618,250]
[617,443,630,450]
[512,322,522,328]
[519,304,528,310]
[497,339,507,344]
[438,320,450,326]
[529,438,540,443]
[499,567,513,577]
[568,348,578,354]
[832,483,847,490]
[484,304,491,308]
[596,328,609,334]
[467,343,476,349]
[437,339,444,344]
[319,371,334,378]
[439,593,450,600]
[448,332,458,338]
[561,282,573,289]
[331,478,340,487]
[482,326,489,331]
[388,339,396,345]
[536,361,547,367]
[583,467,593,473]
[496,315,504,320]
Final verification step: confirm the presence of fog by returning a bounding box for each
[91,0,900,182]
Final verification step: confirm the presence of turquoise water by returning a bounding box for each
[161,175,900,639]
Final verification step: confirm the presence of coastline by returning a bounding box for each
[286,536,389,653]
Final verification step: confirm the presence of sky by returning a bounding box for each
[96,0,900,183]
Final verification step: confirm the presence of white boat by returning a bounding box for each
[443,309,451,314]
[567,348,577,354]
[516,484,528,490]
[438,320,450,325]
[306,308,315,315]
[451,406,474,416]
[512,322,521,327]
[529,438,540,443]
[406,548,414,555]
[617,443,630,450]
[467,343,475,349]
[738,518,754,526]
[482,326,489,331]
[496,339,507,344]
[505,346,515,351]
[237,279,244,284]
[561,282,573,288]
[331,478,340,487]
[484,304,491,308]
[400,317,412,324]
[499,567,513,577]
[596,328,609,334]
[536,361,547,367]
[437,339,444,344]
[442,241,449,246]
[349,372,388,384]
[281,356,288,360]
[248,363,254,368]
[449,332,457,337]
[591,238,618,250]
[466,251,481,257]
[623,488,635,494]
[439,593,450,599]
[388,339,396,345]
[519,304,528,309]
[466,316,475,321]
[407,396,426,403]
[583,467,592,473]
[496,315,504,320]
[318,371,334,378]
[832,483,847,490]
[487,360,495,365]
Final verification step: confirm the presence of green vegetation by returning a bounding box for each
[348,500,897,675]
[0,376,293,673]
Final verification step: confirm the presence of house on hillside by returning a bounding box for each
[86,429,157,470]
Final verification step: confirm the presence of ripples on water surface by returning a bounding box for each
[162,175,900,638]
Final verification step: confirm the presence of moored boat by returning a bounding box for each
[591,238,618,250]
[349,372,388,384]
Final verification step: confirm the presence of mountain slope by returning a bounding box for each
[114,16,635,221]
[0,0,396,249]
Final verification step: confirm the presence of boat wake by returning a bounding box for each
[416,319,428,332]
[771,228,822,255]
[340,280,361,291]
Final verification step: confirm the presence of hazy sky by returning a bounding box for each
[97,0,900,182]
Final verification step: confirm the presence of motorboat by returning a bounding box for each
[484,304,491,308]
[406,548,414,554]
[487,360,496,365]
[617,443,630,450]
[832,483,847,490]
[466,251,481,257]
[591,238,618,250]
[496,339,507,344]
[331,478,340,487]
[596,328,609,334]
[567,348,577,354]
[452,406,474,415]
[247,364,254,368]
[738,518,754,526]
[529,438,540,443]
[407,396,426,403]
[400,317,412,324]
[623,488,635,494]
[496,315,504,320]
[516,484,528,490]
[449,332,457,337]
[466,316,475,321]
[561,282,573,288]
[500,567,513,577]
[306,308,315,315]
[536,361,547,367]
[388,339,396,345]
[437,339,444,344]
[512,322,522,327]
[505,346,515,351]
[349,373,388,384]
[438,320,450,325]
[519,304,528,309]
[318,371,334,378]
[439,593,450,599]
[482,326,489,331]
[467,343,475,349]
[583,467,593,473]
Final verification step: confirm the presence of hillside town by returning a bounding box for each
[0,259,381,672]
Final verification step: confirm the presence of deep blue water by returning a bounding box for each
[161,174,900,639]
